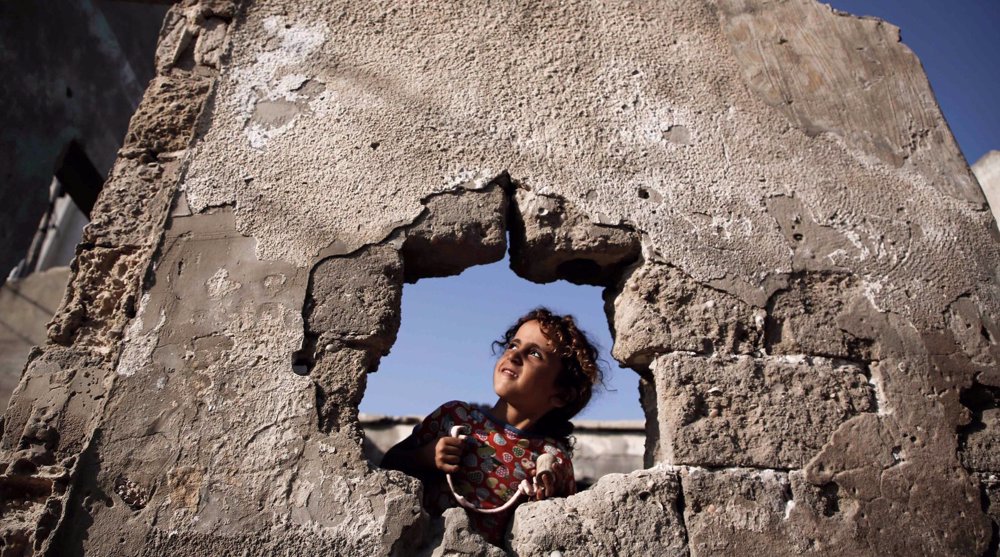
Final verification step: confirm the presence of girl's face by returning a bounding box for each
[493,320,565,418]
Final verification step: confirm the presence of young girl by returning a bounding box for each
[381,307,603,544]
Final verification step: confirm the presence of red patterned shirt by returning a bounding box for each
[411,401,576,543]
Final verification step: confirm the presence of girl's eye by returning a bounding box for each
[529,348,542,358]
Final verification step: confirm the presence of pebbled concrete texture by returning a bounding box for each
[1,0,998,555]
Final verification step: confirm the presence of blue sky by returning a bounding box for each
[825,0,998,165]
[360,2,999,422]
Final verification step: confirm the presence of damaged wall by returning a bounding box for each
[1,0,998,556]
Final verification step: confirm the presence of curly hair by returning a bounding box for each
[492,307,605,442]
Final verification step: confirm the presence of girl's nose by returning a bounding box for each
[509,349,523,364]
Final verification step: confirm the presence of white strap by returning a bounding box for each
[445,425,549,514]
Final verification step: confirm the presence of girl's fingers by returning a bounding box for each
[542,473,554,496]
[435,436,466,471]
[536,471,555,500]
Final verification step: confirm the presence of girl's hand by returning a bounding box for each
[430,435,465,473]
[533,470,555,501]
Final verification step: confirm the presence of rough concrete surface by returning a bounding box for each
[1,0,998,555]
[509,468,687,557]
[609,261,763,366]
[509,188,640,286]
[682,464,988,556]
[648,354,876,469]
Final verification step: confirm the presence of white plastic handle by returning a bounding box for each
[445,425,546,514]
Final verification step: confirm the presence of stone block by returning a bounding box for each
[401,184,507,282]
[122,74,211,154]
[682,466,990,557]
[194,17,229,69]
[311,347,373,433]
[426,508,506,557]
[649,354,875,468]
[0,346,106,459]
[802,414,991,555]
[509,469,687,557]
[83,156,181,249]
[765,272,874,360]
[946,294,1000,383]
[609,262,762,365]
[510,189,640,286]
[681,467,800,557]
[46,245,146,353]
[306,244,402,356]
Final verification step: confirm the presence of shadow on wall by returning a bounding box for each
[0,1,168,280]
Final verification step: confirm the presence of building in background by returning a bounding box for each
[361,414,645,489]
[0,1,167,409]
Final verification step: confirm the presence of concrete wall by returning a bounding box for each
[0,0,167,438]
[1,1,998,555]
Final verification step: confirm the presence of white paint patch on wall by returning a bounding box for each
[206,268,241,299]
[237,17,329,151]
[118,293,166,377]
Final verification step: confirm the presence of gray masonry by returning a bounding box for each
[1,1,998,555]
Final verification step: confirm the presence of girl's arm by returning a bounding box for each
[381,433,464,476]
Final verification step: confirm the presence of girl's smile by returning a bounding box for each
[492,319,565,430]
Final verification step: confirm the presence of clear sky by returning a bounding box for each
[360,1,999,422]
[824,0,999,165]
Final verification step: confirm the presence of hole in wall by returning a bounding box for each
[360,254,645,490]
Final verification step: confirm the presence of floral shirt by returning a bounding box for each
[411,401,575,543]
